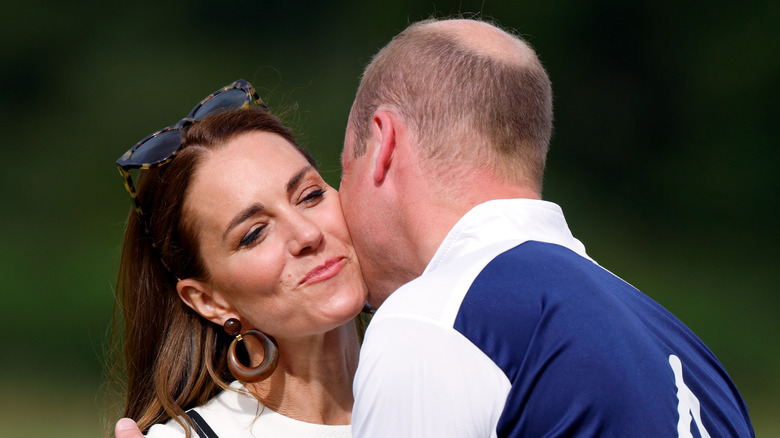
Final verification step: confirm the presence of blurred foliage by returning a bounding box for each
[0,0,777,437]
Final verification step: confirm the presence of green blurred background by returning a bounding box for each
[1,1,777,436]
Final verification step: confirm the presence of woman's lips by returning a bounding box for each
[300,257,346,285]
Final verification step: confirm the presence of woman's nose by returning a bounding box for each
[287,213,324,255]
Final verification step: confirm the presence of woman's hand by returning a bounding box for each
[115,418,144,438]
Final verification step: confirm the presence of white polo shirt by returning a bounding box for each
[352,199,753,437]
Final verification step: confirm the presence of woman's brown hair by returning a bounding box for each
[111,107,315,435]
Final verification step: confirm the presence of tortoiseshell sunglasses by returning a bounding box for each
[116,79,267,219]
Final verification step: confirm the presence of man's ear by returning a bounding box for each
[176,278,236,326]
[371,110,398,184]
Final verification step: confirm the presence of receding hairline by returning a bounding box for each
[414,19,537,67]
[347,17,553,193]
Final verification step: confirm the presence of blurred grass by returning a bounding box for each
[0,378,106,438]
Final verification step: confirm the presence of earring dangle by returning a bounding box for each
[224,318,279,383]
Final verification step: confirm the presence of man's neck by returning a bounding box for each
[411,170,541,272]
[365,169,539,309]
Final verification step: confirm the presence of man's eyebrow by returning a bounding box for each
[223,166,315,241]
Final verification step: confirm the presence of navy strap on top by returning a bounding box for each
[185,410,219,438]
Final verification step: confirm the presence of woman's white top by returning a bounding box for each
[146,380,352,438]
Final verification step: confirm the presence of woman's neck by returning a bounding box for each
[245,321,360,425]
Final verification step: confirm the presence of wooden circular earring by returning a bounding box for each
[224,318,279,383]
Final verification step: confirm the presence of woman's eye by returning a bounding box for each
[239,225,266,247]
[300,188,326,205]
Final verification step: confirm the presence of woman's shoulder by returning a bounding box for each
[145,381,352,437]
[144,381,247,437]
[145,420,186,438]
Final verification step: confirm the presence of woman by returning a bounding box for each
[111,79,367,437]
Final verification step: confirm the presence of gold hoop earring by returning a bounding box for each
[224,318,279,383]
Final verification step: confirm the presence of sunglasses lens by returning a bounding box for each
[130,129,183,165]
[119,82,257,168]
[191,88,249,120]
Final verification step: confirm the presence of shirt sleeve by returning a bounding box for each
[352,314,511,438]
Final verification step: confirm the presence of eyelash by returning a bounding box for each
[239,225,266,248]
[238,188,326,248]
[300,188,326,205]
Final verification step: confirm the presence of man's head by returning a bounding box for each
[340,18,553,304]
[349,18,552,190]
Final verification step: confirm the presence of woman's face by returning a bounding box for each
[184,131,367,339]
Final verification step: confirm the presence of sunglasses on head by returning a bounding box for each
[116,79,266,280]
[116,78,266,217]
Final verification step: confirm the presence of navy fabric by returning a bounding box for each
[454,241,753,437]
[186,410,219,438]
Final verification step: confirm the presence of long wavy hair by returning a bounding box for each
[110,107,315,435]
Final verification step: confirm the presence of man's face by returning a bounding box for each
[339,125,385,302]
[339,126,369,255]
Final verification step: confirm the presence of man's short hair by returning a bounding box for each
[349,18,553,191]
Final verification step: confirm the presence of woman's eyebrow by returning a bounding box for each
[223,166,315,240]
[224,203,265,240]
[287,165,314,193]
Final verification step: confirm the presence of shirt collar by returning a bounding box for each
[424,198,590,274]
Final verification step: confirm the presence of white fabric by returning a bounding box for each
[352,198,754,437]
[146,380,352,438]
[352,199,589,438]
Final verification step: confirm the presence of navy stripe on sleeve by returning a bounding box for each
[454,241,753,437]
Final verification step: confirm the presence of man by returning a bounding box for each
[339,18,754,437]
[116,17,754,438]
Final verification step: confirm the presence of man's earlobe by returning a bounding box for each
[372,111,396,184]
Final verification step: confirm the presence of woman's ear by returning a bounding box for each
[176,278,236,326]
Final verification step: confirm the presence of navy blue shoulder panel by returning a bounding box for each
[453,241,753,437]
